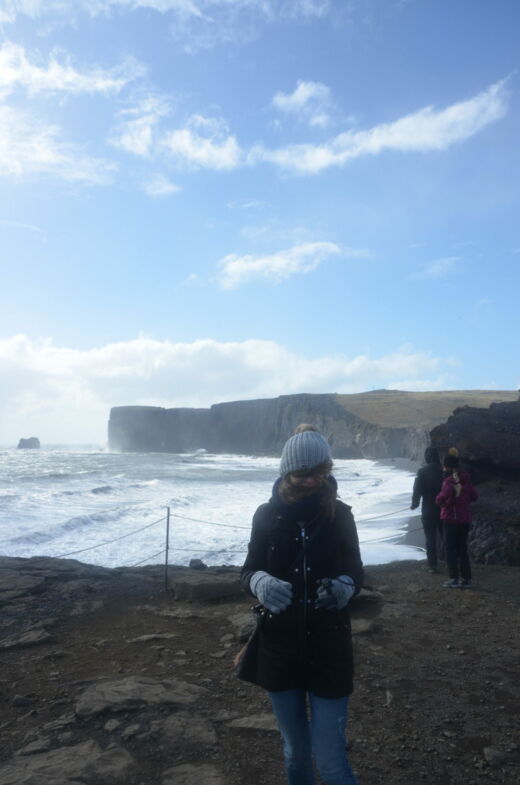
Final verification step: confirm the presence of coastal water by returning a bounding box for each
[0,447,423,568]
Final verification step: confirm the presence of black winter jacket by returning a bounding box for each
[412,461,443,520]
[240,491,363,698]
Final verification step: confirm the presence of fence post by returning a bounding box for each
[164,507,170,592]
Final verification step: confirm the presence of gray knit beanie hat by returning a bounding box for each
[279,431,332,476]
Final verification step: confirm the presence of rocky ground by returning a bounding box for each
[0,555,519,785]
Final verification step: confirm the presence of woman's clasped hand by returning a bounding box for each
[250,571,293,613]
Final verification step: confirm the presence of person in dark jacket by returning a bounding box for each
[436,452,478,588]
[411,446,443,571]
[240,428,363,785]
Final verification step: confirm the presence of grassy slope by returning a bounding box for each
[335,390,518,428]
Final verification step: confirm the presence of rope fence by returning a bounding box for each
[55,514,167,559]
[6,503,425,589]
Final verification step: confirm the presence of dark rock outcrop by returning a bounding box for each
[430,397,520,566]
[108,394,428,461]
[17,437,40,449]
[430,398,520,478]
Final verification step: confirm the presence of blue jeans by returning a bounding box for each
[268,689,359,785]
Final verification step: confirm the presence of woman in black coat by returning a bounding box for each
[240,427,363,785]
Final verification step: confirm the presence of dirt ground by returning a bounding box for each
[1,559,519,785]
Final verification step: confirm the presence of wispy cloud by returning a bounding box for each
[0,42,144,97]
[410,256,460,280]
[109,94,170,157]
[0,333,448,442]
[0,105,115,183]
[0,42,142,183]
[252,79,509,173]
[272,80,334,127]
[0,0,330,25]
[0,1,333,55]
[0,1,203,24]
[0,217,44,233]
[218,241,341,289]
[162,115,242,170]
[153,80,508,176]
[143,173,181,196]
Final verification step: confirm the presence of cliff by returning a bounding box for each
[108,390,517,462]
[431,397,520,566]
[108,394,428,461]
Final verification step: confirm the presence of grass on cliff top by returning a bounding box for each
[335,390,518,428]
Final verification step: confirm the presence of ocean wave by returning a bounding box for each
[0,493,20,502]
[60,509,125,532]
[8,507,128,548]
[91,485,113,495]
[7,530,55,546]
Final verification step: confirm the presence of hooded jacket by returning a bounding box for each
[435,470,478,524]
[240,479,363,698]
[411,447,443,518]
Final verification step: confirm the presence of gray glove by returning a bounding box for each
[250,571,293,614]
[315,576,355,610]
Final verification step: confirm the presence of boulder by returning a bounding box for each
[0,740,134,785]
[75,675,206,717]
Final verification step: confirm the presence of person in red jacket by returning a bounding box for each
[436,452,478,588]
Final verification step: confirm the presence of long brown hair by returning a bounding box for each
[279,460,337,519]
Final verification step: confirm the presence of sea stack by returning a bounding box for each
[17,437,40,449]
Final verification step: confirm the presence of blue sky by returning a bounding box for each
[0,0,519,443]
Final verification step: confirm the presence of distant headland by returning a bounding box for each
[107,390,518,462]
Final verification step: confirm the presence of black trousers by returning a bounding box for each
[444,522,471,581]
[422,511,442,568]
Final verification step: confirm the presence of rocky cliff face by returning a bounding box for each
[430,397,520,566]
[108,394,428,461]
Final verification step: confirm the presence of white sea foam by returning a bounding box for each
[0,446,424,568]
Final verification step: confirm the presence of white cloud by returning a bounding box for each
[0,0,329,24]
[162,115,242,170]
[410,256,460,280]
[253,79,509,173]
[143,173,181,196]
[0,42,143,184]
[0,104,115,183]
[0,0,203,23]
[0,333,449,443]
[0,1,332,54]
[0,42,144,97]
[272,80,334,127]
[218,241,341,289]
[131,78,509,176]
[109,95,170,156]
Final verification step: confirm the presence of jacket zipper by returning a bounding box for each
[299,521,308,649]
